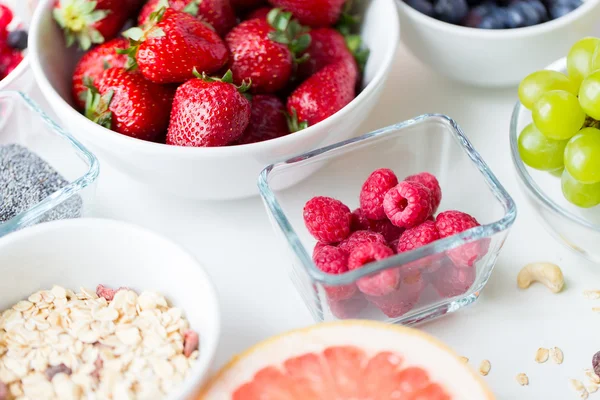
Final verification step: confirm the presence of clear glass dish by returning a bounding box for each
[510,57,600,262]
[0,91,99,236]
[259,114,516,324]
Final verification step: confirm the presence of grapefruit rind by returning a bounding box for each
[199,319,494,399]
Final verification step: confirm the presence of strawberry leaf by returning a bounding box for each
[85,85,114,130]
[123,27,144,41]
[344,34,370,72]
[267,8,292,32]
[52,0,107,50]
[183,0,200,16]
[286,108,308,133]
[266,8,311,62]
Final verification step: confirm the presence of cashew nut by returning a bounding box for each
[517,262,564,293]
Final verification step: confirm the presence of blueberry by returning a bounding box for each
[433,0,469,24]
[478,9,507,28]
[506,1,543,27]
[405,0,435,16]
[7,30,27,50]
[526,0,549,21]
[549,4,573,18]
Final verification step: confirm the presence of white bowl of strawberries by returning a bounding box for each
[28,0,400,200]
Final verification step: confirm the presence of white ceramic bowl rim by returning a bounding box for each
[510,57,600,233]
[29,0,400,157]
[0,218,222,399]
[398,0,599,39]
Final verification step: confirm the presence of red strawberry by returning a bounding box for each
[84,68,174,142]
[297,27,368,82]
[267,0,346,27]
[245,6,271,20]
[122,8,229,84]
[287,58,357,129]
[138,0,236,37]
[71,37,129,110]
[234,95,289,144]
[225,9,310,94]
[53,0,130,50]
[166,70,252,147]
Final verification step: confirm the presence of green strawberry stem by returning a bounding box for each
[192,68,252,95]
[52,0,107,50]
[286,108,308,133]
[334,1,370,72]
[267,9,311,64]
[118,8,167,71]
[84,82,114,129]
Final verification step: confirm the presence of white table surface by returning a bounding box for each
[27,43,600,399]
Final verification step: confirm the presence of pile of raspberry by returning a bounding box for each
[303,169,489,319]
[0,4,27,81]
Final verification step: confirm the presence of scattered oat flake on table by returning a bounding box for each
[516,373,529,386]
[459,356,469,364]
[535,347,549,363]
[479,360,491,376]
[585,369,600,384]
[584,290,600,300]
[550,347,564,364]
[587,383,599,394]
[571,379,589,399]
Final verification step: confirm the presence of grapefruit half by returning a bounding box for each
[200,320,494,399]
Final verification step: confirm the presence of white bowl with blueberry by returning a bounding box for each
[397,0,600,86]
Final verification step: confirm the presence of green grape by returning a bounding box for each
[579,70,600,120]
[518,123,568,170]
[567,37,600,89]
[550,168,564,178]
[532,90,586,140]
[518,70,578,110]
[589,40,600,72]
[564,127,600,184]
[561,169,600,208]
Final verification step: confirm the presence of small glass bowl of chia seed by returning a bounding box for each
[0,91,99,236]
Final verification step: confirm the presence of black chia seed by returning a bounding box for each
[0,144,82,224]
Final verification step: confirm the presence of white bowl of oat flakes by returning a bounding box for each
[0,218,220,400]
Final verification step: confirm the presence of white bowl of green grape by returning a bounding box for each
[511,37,600,262]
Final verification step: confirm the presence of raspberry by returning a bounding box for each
[313,245,356,301]
[359,168,398,220]
[366,269,425,318]
[397,220,443,272]
[351,208,404,244]
[348,242,399,296]
[435,210,488,268]
[383,181,432,229]
[312,241,329,258]
[303,196,352,244]
[338,230,387,254]
[430,262,476,298]
[405,172,442,214]
[0,381,6,400]
[327,294,368,319]
[593,351,600,377]
[396,220,440,253]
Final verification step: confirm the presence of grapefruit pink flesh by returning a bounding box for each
[200,321,494,400]
[232,346,450,399]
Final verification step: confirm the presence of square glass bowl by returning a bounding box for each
[0,91,99,236]
[259,114,516,324]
